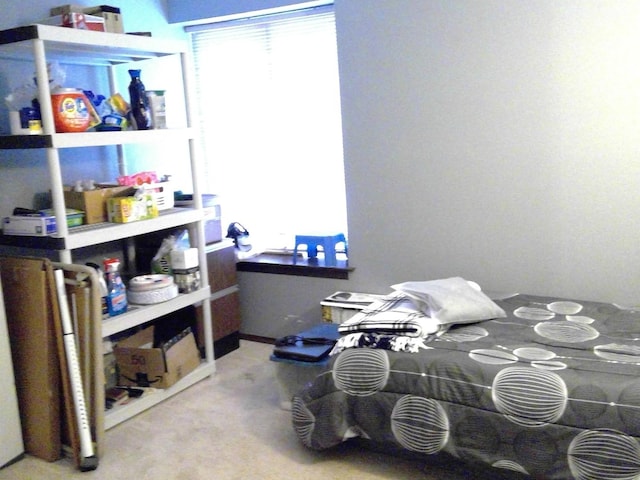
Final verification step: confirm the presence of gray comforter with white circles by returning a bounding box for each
[292,294,640,480]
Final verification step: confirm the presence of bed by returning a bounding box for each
[291,278,640,480]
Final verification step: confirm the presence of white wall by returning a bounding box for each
[335,0,639,306]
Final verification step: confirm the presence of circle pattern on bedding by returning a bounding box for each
[568,429,640,480]
[291,397,315,448]
[492,366,568,427]
[332,348,390,396]
[294,295,640,480]
[391,395,449,454]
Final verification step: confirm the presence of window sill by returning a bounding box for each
[236,253,352,279]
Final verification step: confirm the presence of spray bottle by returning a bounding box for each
[103,257,127,316]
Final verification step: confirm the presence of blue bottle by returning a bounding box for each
[128,69,152,130]
[104,258,128,316]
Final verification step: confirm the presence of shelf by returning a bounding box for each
[0,208,203,250]
[102,287,211,337]
[104,360,216,430]
[209,285,239,302]
[0,24,187,66]
[0,128,195,150]
[0,21,215,446]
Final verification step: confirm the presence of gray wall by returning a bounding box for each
[335,0,639,303]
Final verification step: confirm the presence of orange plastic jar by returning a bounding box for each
[51,88,91,133]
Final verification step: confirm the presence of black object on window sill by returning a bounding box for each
[236,252,352,279]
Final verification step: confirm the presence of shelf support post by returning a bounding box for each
[32,38,55,135]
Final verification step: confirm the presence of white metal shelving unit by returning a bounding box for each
[0,24,215,447]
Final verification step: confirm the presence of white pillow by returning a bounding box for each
[391,277,506,326]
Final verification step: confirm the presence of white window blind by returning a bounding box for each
[189,6,348,252]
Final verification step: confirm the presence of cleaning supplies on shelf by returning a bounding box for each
[103,257,127,316]
[146,90,166,129]
[128,69,152,130]
[86,262,109,316]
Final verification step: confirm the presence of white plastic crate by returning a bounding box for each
[271,357,329,410]
[146,182,174,211]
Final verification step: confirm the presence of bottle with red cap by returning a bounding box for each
[103,257,128,316]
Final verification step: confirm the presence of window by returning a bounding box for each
[189,5,347,253]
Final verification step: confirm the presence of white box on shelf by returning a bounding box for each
[320,291,384,323]
[170,247,199,270]
[2,215,57,236]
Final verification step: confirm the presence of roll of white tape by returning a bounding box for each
[127,284,179,305]
[128,274,174,292]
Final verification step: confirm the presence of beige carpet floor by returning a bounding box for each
[0,340,519,480]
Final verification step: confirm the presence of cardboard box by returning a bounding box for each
[320,291,384,323]
[107,191,159,223]
[83,7,123,33]
[50,4,85,15]
[50,4,123,33]
[38,13,105,31]
[64,185,132,224]
[114,326,200,389]
[0,257,62,461]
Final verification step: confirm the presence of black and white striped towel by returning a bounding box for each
[337,291,442,338]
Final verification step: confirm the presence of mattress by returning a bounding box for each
[291,293,640,479]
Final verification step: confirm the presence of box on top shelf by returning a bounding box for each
[49,4,86,15]
[49,4,123,33]
[37,13,105,32]
[83,6,123,34]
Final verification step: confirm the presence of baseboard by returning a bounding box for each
[239,333,274,345]
[214,331,240,359]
